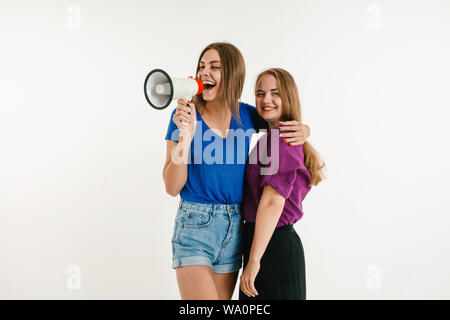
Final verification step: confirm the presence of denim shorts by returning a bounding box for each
[171,199,243,273]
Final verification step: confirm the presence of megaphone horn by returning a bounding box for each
[144,69,204,110]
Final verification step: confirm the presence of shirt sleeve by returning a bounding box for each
[165,108,180,142]
[260,136,304,199]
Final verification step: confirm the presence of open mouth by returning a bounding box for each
[203,81,216,91]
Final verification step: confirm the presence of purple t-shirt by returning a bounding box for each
[242,128,312,227]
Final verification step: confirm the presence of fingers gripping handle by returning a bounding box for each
[180,97,191,127]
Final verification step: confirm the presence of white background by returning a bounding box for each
[1,0,449,299]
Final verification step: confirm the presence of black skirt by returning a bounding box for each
[239,221,306,300]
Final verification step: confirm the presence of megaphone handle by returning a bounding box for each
[181,75,194,126]
[180,97,192,126]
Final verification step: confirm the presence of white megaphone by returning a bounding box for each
[144,69,204,110]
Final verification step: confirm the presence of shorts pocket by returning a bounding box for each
[183,208,213,229]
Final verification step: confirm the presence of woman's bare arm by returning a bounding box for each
[162,138,191,196]
[163,99,197,196]
[279,121,311,146]
[240,185,286,297]
[248,185,286,263]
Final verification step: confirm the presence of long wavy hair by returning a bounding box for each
[255,68,326,186]
[192,42,245,125]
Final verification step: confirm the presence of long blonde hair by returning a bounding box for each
[193,42,245,125]
[255,68,325,186]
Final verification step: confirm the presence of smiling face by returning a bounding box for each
[196,49,222,102]
[255,74,283,128]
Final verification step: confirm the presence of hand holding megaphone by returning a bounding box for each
[144,69,204,110]
[173,98,197,142]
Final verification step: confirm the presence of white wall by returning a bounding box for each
[1,0,449,299]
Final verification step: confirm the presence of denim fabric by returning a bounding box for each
[171,199,243,273]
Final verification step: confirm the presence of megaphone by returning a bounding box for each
[144,69,204,110]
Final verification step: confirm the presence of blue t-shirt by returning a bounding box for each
[165,102,259,204]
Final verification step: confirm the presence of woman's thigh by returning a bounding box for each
[212,271,239,300]
[176,265,219,300]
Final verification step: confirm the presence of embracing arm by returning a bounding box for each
[279,121,310,146]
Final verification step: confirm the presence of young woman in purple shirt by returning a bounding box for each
[239,68,325,300]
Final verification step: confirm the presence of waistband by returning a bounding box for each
[179,198,240,211]
[244,221,294,232]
